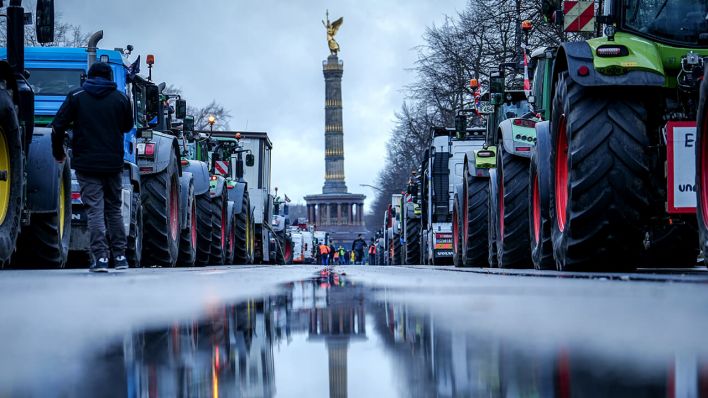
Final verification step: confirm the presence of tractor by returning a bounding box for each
[542,0,707,270]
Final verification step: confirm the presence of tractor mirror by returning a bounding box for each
[490,74,505,94]
[183,115,195,132]
[246,154,255,167]
[145,84,160,125]
[175,100,187,119]
[455,114,467,135]
[35,0,55,44]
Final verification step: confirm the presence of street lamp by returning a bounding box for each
[207,114,216,134]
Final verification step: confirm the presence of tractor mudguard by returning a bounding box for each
[183,160,210,196]
[534,121,553,207]
[179,172,194,230]
[499,120,535,158]
[26,128,67,213]
[123,161,141,192]
[556,41,664,88]
[465,148,496,179]
[138,131,182,176]
[227,182,247,215]
[210,175,226,200]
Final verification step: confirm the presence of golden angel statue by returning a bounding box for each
[322,10,343,55]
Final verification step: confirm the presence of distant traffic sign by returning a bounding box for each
[563,0,595,32]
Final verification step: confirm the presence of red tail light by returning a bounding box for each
[513,119,536,128]
[71,192,81,200]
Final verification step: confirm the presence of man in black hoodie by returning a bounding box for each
[52,62,134,272]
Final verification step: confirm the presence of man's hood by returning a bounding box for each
[82,77,117,98]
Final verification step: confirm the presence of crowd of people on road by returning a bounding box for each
[315,234,379,265]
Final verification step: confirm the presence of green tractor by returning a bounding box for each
[542,0,707,270]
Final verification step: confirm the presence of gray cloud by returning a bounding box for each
[55,0,465,210]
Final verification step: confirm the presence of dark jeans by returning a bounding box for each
[76,171,127,260]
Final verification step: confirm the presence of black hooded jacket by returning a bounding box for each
[52,77,133,174]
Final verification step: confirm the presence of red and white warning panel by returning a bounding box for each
[214,160,230,176]
[666,121,697,214]
[563,0,595,32]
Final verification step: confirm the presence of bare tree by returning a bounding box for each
[188,100,232,131]
[367,0,572,227]
[0,2,91,47]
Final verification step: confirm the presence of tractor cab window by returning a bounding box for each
[27,69,83,96]
[132,83,147,129]
[624,0,708,46]
[501,99,530,119]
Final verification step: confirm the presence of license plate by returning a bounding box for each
[71,206,87,225]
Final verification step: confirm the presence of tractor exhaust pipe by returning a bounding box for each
[87,30,104,69]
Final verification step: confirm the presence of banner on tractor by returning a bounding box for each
[563,0,595,32]
[666,121,697,214]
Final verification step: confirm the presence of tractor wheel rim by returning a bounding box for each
[555,115,569,232]
[533,173,541,244]
[59,176,65,239]
[0,129,10,225]
[285,242,292,260]
[191,203,197,248]
[701,110,708,228]
[170,181,179,240]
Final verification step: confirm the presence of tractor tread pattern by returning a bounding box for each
[464,178,489,267]
[194,193,213,266]
[497,148,531,268]
[405,218,421,265]
[141,156,179,267]
[232,193,251,265]
[550,72,650,271]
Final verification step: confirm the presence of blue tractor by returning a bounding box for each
[18,32,203,267]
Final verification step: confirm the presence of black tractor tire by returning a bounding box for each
[495,145,532,268]
[177,189,197,267]
[405,218,421,265]
[209,190,228,265]
[452,199,464,267]
[696,64,708,267]
[194,193,212,266]
[487,171,499,267]
[232,193,252,265]
[463,177,490,267]
[13,160,72,268]
[142,152,180,267]
[126,192,143,268]
[529,129,555,270]
[392,233,402,265]
[550,72,650,271]
[0,112,23,266]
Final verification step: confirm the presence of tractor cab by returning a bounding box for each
[621,0,708,46]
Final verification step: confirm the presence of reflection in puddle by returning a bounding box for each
[15,269,708,397]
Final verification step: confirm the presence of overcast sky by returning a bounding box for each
[56,0,466,210]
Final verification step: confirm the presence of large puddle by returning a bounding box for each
[8,269,708,397]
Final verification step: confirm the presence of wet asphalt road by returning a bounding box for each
[1,265,708,398]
